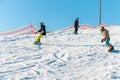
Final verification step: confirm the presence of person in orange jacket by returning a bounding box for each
[100,27,114,52]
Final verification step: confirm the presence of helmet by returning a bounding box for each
[40,22,43,25]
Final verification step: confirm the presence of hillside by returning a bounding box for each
[0,26,120,80]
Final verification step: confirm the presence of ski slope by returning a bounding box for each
[0,26,120,80]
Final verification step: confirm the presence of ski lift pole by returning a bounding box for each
[99,0,102,27]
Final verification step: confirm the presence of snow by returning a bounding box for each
[0,26,120,80]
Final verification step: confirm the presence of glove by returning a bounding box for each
[101,38,106,43]
[102,38,106,41]
[35,32,37,34]
[101,39,104,43]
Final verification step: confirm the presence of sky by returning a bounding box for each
[0,0,120,32]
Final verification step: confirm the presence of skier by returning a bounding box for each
[100,27,114,52]
[34,22,46,44]
[74,17,79,34]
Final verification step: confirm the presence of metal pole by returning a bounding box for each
[99,0,102,27]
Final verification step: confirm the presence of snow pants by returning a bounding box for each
[35,34,43,42]
[105,37,110,46]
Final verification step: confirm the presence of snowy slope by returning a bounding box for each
[0,26,120,80]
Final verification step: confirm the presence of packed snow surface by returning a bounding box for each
[0,26,120,80]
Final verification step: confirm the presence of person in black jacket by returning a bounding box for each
[34,22,46,44]
[74,18,79,34]
[38,22,46,36]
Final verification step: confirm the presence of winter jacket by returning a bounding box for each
[38,24,46,35]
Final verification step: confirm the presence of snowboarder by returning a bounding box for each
[100,27,114,52]
[34,22,46,44]
[74,17,79,34]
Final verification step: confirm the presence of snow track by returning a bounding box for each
[0,27,120,80]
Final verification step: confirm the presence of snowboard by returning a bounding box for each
[34,41,41,45]
[33,41,42,49]
[108,44,114,52]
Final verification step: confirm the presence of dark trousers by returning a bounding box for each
[74,27,78,34]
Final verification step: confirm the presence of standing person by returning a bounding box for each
[100,27,114,52]
[34,22,46,44]
[74,17,79,34]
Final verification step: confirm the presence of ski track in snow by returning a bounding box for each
[0,27,120,80]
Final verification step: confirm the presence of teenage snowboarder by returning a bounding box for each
[34,22,46,44]
[100,27,114,52]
